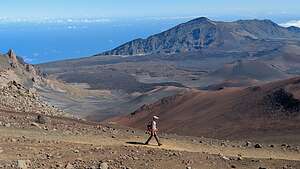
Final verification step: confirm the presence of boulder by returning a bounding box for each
[65,163,74,169]
[30,122,42,129]
[17,160,30,169]
[245,141,251,147]
[36,115,47,124]
[254,144,263,148]
[99,162,109,169]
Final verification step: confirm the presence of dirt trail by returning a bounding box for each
[0,127,299,162]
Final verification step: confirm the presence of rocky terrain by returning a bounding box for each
[0,104,300,169]
[0,50,66,118]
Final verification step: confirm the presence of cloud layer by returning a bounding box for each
[0,17,112,24]
[280,20,300,28]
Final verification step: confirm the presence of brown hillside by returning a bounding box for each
[111,77,300,142]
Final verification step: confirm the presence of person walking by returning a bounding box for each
[145,116,162,146]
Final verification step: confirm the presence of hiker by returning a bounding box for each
[145,116,162,146]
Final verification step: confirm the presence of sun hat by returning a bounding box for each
[153,116,159,120]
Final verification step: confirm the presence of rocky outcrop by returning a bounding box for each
[7,49,19,68]
[0,50,64,117]
[264,88,300,117]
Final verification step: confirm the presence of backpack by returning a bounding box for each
[146,121,152,132]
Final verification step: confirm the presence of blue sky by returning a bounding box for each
[0,0,299,20]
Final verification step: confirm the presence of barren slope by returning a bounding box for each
[111,77,300,142]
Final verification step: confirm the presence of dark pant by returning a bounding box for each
[145,131,161,145]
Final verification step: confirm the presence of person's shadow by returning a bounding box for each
[126,141,145,145]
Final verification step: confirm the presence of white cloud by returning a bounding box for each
[280,20,300,28]
[22,55,33,63]
[67,25,77,29]
[135,16,200,21]
[0,17,112,24]
[32,53,40,57]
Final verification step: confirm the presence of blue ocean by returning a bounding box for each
[0,18,191,64]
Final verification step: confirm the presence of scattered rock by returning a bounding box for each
[282,164,292,169]
[55,164,63,168]
[17,160,30,169]
[132,156,139,160]
[36,115,47,124]
[254,144,262,148]
[31,122,42,129]
[245,141,251,147]
[99,162,109,169]
[65,163,74,169]
[221,156,230,160]
[219,153,230,161]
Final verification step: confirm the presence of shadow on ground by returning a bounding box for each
[126,141,145,145]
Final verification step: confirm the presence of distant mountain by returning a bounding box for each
[102,17,300,56]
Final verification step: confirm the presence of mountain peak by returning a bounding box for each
[189,17,210,22]
[186,17,214,25]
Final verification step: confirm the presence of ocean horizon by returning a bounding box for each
[0,18,194,64]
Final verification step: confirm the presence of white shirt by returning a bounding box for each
[152,121,157,131]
